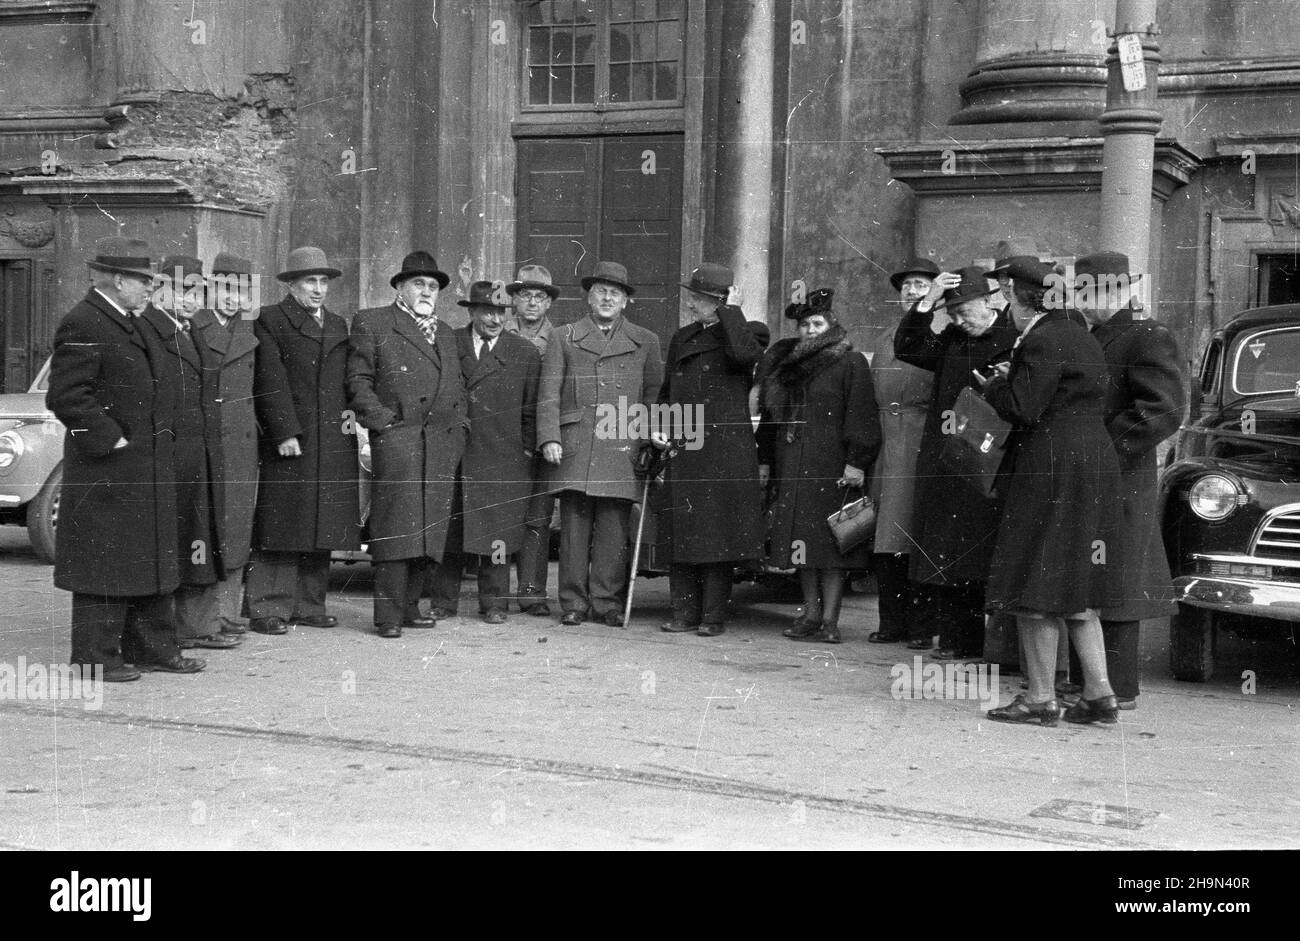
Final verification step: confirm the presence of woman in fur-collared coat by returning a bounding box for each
[756,290,881,643]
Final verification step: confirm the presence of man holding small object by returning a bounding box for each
[652,263,764,637]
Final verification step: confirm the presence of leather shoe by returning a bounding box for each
[906,637,933,650]
[135,654,206,674]
[867,631,904,644]
[404,615,437,628]
[524,602,552,617]
[987,694,1059,726]
[696,623,725,637]
[1063,694,1119,725]
[1117,697,1137,711]
[482,610,508,625]
[377,624,402,639]
[430,607,457,619]
[791,625,840,644]
[932,647,980,661]
[179,633,241,650]
[660,620,700,633]
[560,611,585,626]
[782,614,821,639]
[291,614,337,629]
[250,617,288,635]
[218,617,249,635]
[102,665,142,683]
[602,611,625,627]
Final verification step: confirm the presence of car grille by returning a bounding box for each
[1253,509,1300,562]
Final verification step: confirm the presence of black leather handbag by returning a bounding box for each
[826,486,877,555]
[939,386,1013,496]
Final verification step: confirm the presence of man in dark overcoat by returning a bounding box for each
[653,263,764,637]
[347,251,467,638]
[895,264,1020,658]
[190,252,261,638]
[506,264,560,616]
[429,281,541,623]
[139,255,230,653]
[247,247,360,635]
[1070,250,1185,710]
[47,237,203,680]
[538,260,664,627]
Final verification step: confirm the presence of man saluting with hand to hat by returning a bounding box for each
[246,247,360,636]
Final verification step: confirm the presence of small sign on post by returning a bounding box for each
[1117,33,1146,91]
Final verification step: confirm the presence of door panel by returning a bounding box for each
[516,133,683,351]
[2,260,32,393]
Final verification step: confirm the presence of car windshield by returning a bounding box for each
[1231,327,1300,396]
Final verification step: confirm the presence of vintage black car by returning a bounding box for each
[1160,304,1300,681]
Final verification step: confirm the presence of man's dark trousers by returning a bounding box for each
[558,491,630,618]
[74,593,181,669]
[374,558,429,627]
[246,551,331,620]
[669,562,732,626]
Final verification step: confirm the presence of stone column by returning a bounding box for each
[1098,0,1162,289]
[952,0,1105,124]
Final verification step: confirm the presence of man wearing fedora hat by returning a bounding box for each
[506,264,561,615]
[347,251,467,637]
[135,255,228,655]
[187,252,261,640]
[1066,250,1184,711]
[538,260,663,627]
[428,280,542,624]
[47,236,204,679]
[246,246,360,635]
[895,263,1020,659]
[863,258,939,648]
[652,263,764,637]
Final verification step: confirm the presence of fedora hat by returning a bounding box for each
[157,255,204,282]
[506,264,560,299]
[277,246,341,283]
[390,250,450,290]
[937,266,999,309]
[210,252,252,277]
[986,254,1045,278]
[680,262,733,299]
[457,280,511,309]
[87,236,155,280]
[988,238,1041,273]
[581,260,635,296]
[1074,251,1142,286]
[889,257,940,292]
[1001,257,1060,288]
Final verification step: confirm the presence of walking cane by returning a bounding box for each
[623,441,675,627]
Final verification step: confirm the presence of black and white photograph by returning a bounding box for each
[0,0,1294,893]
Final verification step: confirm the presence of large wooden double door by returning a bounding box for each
[515,133,683,351]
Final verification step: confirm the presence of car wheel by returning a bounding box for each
[1169,602,1215,682]
[27,463,61,565]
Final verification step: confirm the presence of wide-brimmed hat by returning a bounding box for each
[581,260,635,296]
[937,266,999,309]
[986,254,1045,278]
[1001,257,1060,288]
[390,250,450,290]
[211,252,252,277]
[680,262,733,299]
[157,255,204,282]
[277,246,341,283]
[988,238,1041,274]
[457,280,511,309]
[1074,251,1142,286]
[506,264,559,299]
[889,257,940,292]
[87,236,155,280]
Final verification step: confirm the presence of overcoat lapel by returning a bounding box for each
[392,304,441,363]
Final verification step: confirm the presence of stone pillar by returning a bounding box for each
[712,0,774,321]
[1098,0,1162,291]
[952,0,1105,124]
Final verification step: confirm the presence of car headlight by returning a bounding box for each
[1187,474,1241,520]
[0,430,26,470]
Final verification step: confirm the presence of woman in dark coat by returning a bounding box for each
[654,265,765,637]
[978,262,1121,726]
[757,290,882,643]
